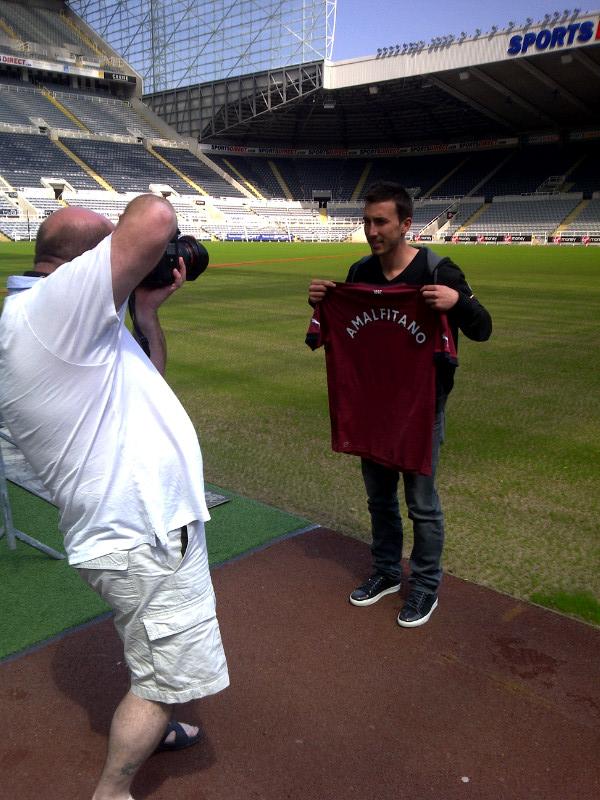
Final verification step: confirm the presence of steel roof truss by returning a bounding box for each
[571,47,600,80]
[470,66,557,127]
[428,75,514,130]
[516,58,590,115]
[198,63,322,137]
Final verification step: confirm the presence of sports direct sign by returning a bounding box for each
[507,18,599,55]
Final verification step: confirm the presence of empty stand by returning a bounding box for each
[257,204,317,240]
[62,191,130,221]
[0,81,161,139]
[21,190,63,217]
[201,201,280,240]
[565,146,600,194]
[153,147,244,197]
[433,150,511,197]
[208,156,369,201]
[0,1,98,61]
[60,138,195,193]
[0,131,97,190]
[0,33,24,57]
[442,200,486,235]
[328,204,362,219]
[411,201,455,232]
[268,158,365,201]
[0,219,40,240]
[51,90,159,137]
[0,192,18,216]
[0,83,80,131]
[477,145,583,196]
[562,196,600,233]
[464,195,581,236]
[207,155,282,198]
[359,154,462,198]
[166,195,211,239]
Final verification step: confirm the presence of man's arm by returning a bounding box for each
[111,194,178,310]
[425,261,492,342]
[130,261,185,375]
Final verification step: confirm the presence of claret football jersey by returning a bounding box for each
[307,282,457,475]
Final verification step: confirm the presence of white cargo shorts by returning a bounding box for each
[76,520,229,703]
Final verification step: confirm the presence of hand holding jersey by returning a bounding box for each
[308,278,336,305]
[420,283,460,311]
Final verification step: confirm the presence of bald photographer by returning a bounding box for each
[0,195,228,800]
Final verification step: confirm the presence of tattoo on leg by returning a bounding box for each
[120,760,142,776]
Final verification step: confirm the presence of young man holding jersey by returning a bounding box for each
[308,182,492,627]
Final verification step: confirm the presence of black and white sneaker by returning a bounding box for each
[397,589,438,627]
[349,574,401,607]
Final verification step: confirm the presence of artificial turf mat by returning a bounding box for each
[0,481,310,660]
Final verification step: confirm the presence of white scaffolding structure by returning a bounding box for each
[68,0,337,93]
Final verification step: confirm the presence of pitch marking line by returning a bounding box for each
[211,254,347,268]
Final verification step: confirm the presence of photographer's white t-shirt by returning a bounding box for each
[0,234,210,564]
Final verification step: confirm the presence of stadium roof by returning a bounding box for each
[143,10,600,147]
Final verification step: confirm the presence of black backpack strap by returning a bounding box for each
[424,246,445,284]
[347,255,371,283]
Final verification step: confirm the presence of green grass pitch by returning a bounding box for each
[1,240,599,624]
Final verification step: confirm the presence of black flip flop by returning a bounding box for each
[154,720,203,753]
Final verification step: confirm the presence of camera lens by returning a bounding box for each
[179,236,209,281]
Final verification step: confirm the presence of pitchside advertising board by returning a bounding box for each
[507,17,600,56]
[553,235,600,244]
[443,235,533,243]
[440,235,600,244]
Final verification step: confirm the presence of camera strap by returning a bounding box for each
[127,294,151,358]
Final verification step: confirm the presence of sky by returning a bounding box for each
[332,1,597,60]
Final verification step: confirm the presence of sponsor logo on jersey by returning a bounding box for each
[507,19,598,55]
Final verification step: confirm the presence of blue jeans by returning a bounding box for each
[360,411,445,594]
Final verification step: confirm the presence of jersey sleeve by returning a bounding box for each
[23,234,123,365]
[437,259,492,342]
[305,304,322,350]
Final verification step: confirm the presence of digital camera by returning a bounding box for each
[140,231,209,289]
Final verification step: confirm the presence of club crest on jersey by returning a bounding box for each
[346,308,427,343]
